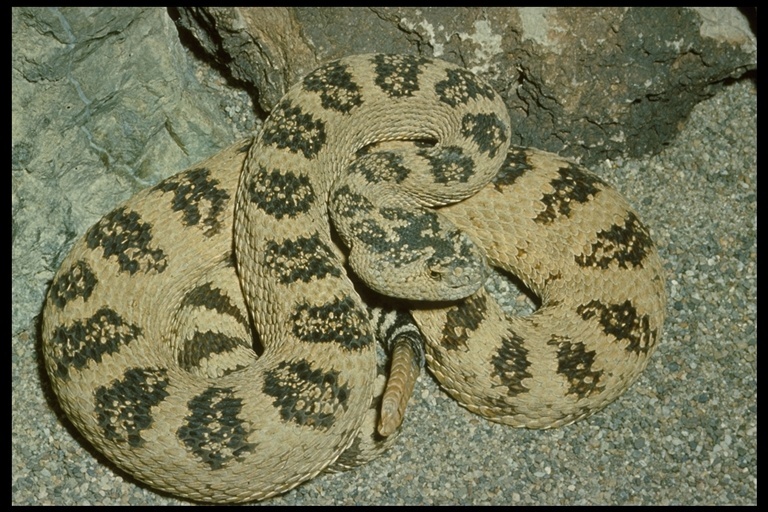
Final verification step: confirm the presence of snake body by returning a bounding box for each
[42,54,665,502]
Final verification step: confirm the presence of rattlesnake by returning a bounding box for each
[42,54,666,503]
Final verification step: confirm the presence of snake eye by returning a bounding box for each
[429,268,443,281]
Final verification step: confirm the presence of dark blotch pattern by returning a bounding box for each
[460,112,508,158]
[435,68,496,107]
[381,206,470,262]
[492,147,534,191]
[346,205,470,271]
[181,282,249,331]
[348,152,411,185]
[49,260,97,309]
[248,164,316,219]
[346,217,388,252]
[94,367,170,447]
[330,184,375,219]
[491,330,533,397]
[290,296,373,351]
[303,60,364,113]
[153,167,230,237]
[263,234,342,284]
[263,360,350,429]
[547,336,603,398]
[260,100,327,159]
[179,331,250,375]
[536,165,607,225]
[418,145,475,184]
[177,387,255,469]
[440,293,488,350]
[576,212,655,270]
[85,207,167,275]
[577,299,657,355]
[332,433,370,469]
[372,54,430,98]
[372,308,425,370]
[49,307,142,380]
[377,206,440,251]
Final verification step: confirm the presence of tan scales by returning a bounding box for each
[42,54,665,503]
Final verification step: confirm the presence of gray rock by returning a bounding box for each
[12,7,255,335]
[175,7,756,163]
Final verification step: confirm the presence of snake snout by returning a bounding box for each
[426,253,488,300]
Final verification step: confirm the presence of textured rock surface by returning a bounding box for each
[175,7,755,162]
[12,7,255,335]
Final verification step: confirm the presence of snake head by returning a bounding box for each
[346,213,490,302]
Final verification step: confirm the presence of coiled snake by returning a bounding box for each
[42,54,666,502]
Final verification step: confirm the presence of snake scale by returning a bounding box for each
[42,54,666,503]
